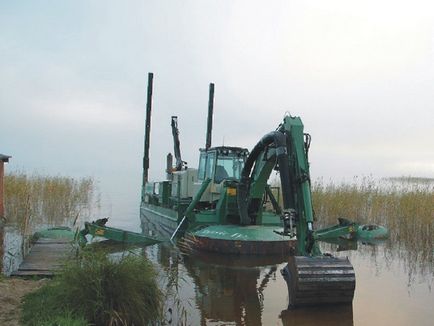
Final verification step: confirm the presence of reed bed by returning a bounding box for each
[311,176,434,278]
[4,172,97,234]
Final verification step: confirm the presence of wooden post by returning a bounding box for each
[0,161,4,273]
[0,161,4,218]
[0,154,11,273]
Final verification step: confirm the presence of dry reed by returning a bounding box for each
[4,172,96,233]
[312,176,434,278]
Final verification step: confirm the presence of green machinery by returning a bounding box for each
[167,114,357,306]
[74,73,390,307]
[138,74,389,306]
[154,115,355,305]
[232,115,356,306]
[80,219,164,246]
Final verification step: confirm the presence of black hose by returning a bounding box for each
[237,131,291,225]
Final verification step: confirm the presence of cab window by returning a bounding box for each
[197,152,206,180]
[198,151,216,181]
[215,156,244,183]
[205,152,216,179]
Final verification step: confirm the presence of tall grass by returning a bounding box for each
[4,172,96,232]
[311,176,434,278]
[312,176,433,226]
[21,250,163,326]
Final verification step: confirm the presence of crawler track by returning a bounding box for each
[282,256,355,307]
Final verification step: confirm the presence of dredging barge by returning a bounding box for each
[126,71,389,306]
[139,75,299,255]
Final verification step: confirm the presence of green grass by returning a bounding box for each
[39,314,89,326]
[21,284,88,326]
[21,250,163,326]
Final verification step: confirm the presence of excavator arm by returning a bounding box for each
[171,116,186,171]
[282,116,317,255]
[237,114,355,307]
[237,115,317,255]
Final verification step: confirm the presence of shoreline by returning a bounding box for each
[0,277,47,326]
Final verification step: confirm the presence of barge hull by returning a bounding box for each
[141,204,295,255]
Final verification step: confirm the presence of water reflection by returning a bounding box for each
[320,238,359,252]
[280,305,353,326]
[142,236,434,325]
[143,243,286,325]
[128,179,434,324]
[181,252,284,325]
[144,243,352,325]
[138,186,434,326]
[321,236,433,295]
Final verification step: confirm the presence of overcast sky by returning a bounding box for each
[1,1,433,211]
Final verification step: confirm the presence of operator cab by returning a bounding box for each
[197,146,249,184]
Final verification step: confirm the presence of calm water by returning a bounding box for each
[102,191,433,325]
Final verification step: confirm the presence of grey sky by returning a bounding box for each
[1,0,433,203]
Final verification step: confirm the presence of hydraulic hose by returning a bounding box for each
[237,130,291,225]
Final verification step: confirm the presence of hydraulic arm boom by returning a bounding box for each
[171,116,186,171]
[237,115,316,256]
[237,114,355,307]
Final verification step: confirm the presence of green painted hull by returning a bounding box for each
[314,219,389,242]
[356,224,389,240]
[84,222,164,245]
[140,203,295,255]
[33,227,75,240]
[186,225,296,255]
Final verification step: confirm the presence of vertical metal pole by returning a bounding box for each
[143,73,154,186]
[205,83,215,150]
[166,153,173,180]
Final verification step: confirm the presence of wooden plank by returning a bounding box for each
[19,263,64,269]
[34,239,71,244]
[27,251,72,256]
[29,244,71,249]
[28,244,72,249]
[11,270,55,277]
[13,237,73,277]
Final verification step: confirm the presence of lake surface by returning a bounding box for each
[101,189,433,325]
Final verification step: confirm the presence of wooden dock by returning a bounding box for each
[11,238,74,277]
